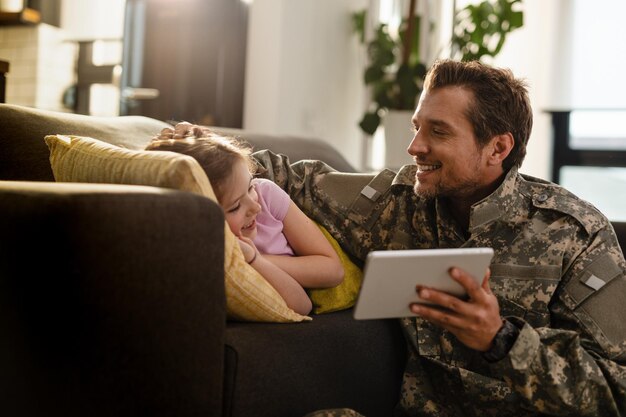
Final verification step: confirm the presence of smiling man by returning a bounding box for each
[259,59,626,416]
[174,59,626,416]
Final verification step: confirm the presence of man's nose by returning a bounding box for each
[407,131,428,156]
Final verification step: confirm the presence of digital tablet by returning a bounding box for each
[353,247,494,320]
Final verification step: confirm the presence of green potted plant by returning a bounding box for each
[351,0,426,137]
[352,0,524,168]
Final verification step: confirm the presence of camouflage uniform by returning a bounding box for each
[253,150,626,417]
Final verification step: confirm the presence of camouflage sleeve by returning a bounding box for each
[490,223,626,416]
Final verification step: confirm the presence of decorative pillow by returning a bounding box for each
[308,224,364,314]
[44,134,310,323]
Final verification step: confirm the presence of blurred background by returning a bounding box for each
[0,0,624,221]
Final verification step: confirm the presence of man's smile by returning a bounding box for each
[415,163,442,173]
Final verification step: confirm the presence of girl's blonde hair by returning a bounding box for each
[145,133,256,201]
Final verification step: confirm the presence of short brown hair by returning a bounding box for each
[423,59,533,170]
[145,134,255,201]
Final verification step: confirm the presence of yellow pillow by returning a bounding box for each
[44,134,310,323]
[308,224,363,314]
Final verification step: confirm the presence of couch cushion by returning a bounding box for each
[223,309,406,417]
[44,134,310,323]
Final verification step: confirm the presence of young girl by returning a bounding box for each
[146,125,344,315]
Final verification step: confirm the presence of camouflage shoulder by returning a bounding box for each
[520,173,610,236]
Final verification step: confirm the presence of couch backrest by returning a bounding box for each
[213,127,357,173]
[0,104,171,181]
[0,104,357,182]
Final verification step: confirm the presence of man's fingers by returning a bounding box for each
[416,287,469,315]
[173,121,192,138]
[410,303,465,330]
[160,127,174,137]
[481,268,493,294]
[450,267,490,302]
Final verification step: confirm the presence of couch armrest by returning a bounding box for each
[0,181,226,417]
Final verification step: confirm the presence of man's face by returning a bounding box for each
[408,86,497,204]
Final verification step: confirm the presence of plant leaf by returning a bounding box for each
[351,10,367,44]
[359,112,381,136]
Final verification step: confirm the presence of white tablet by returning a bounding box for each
[353,247,494,320]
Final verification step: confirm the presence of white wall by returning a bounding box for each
[244,0,368,169]
[569,1,626,108]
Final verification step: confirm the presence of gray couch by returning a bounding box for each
[0,104,406,417]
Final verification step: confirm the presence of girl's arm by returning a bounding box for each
[238,236,312,315]
[264,201,344,288]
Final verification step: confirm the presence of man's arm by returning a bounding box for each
[494,225,626,415]
[412,222,626,415]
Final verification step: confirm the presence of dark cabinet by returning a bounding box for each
[0,60,8,103]
[120,0,248,127]
[548,110,626,183]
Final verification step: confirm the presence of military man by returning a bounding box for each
[255,60,626,416]
[169,59,626,416]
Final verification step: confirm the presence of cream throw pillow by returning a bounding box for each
[45,134,310,322]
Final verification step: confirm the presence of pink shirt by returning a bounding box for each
[252,178,294,256]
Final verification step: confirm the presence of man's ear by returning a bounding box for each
[486,133,514,166]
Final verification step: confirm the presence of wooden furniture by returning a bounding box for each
[548,110,626,183]
[548,109,626,252]
[0,8,40,25]
[0,60,8,103]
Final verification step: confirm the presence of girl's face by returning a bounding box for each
[220,159,261,240]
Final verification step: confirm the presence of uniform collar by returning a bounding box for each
[468,167,523,231]
[391,164,523,231]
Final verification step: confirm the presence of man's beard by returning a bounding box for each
[413,179,478,200]
[413,170,482,201]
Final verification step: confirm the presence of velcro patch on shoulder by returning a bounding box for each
[565,254,626,359]
[566,253,623,306]
[348,169,396,230]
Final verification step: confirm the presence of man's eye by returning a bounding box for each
[432,129,446,136]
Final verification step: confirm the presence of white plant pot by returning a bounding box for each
[383,110,415,170]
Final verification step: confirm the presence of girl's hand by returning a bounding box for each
[237,235,312,315]
[238,236,259,264]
